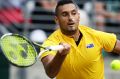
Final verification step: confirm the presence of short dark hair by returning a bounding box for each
[55,0,76,16]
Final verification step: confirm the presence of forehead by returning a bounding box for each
[58,3,77,13]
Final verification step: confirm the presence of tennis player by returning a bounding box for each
[40,0,120,79]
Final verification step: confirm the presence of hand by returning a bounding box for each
[58,43,71,56]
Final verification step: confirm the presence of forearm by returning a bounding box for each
[41,43,70,78]
[45,53,67,78]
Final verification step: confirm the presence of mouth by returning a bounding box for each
[68,22,75,26]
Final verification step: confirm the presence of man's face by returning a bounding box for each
[55,3,80,35]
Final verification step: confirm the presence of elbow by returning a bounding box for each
[46,72,56,78]
[47,74,56,78]
[45,69,58,78]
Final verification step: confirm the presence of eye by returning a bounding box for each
[72,10,77,15]
[62,12,68,17]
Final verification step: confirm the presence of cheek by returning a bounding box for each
[76,16,80,22]
[59,18,67,25]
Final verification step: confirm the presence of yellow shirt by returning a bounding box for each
[40,25,116,79]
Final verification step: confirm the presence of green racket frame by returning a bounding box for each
[0,33,38,67]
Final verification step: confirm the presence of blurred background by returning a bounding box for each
[0,0,120,79]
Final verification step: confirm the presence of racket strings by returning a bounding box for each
[1,35,37,66]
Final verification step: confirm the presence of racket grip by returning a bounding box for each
[47,45,64,51]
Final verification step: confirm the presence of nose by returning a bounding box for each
[68,14,74,21]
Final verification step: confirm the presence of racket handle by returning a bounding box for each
[47,45,64,51]
[37,45,64,59]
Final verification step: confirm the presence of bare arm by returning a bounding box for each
[41,43,70,78]
[113,40,120,54]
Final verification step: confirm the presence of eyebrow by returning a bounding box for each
[61,8,77,13]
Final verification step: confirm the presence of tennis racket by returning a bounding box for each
[0,33,63,67]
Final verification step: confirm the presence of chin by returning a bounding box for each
[68,29,77,34]
[68,26,77,31]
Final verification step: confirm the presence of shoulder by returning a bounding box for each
[79,25,97,33]
[44,29,61,43]
[79,25,115,38]
[48,29,61,38]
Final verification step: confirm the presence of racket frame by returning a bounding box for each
[0,33,64,67]
[0,33,38,67]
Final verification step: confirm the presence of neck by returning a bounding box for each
[71,30,80,41]
[61,28,81,41]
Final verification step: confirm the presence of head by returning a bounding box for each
[55,0,80,36]
[94,1,106,11]
[38,0,57,11]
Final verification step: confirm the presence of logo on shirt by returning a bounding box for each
[86,43,94,48]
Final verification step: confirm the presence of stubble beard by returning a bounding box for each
[61,26,78,36]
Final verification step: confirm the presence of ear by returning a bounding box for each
[54,16,59,24]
